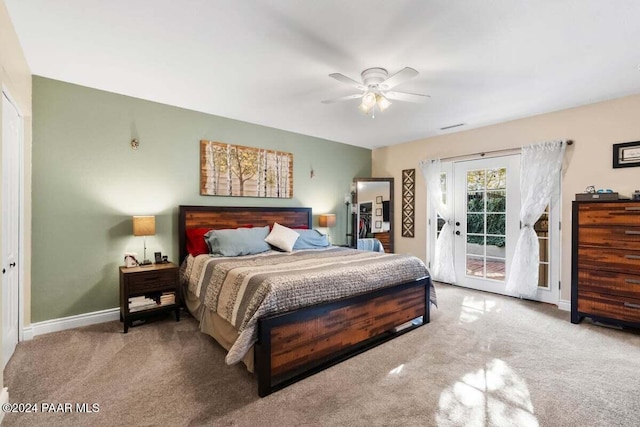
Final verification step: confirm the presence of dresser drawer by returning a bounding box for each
[127,270,177,293]
[577,291,640,323]
[579,226,640,250]
[578,270,640,299]
[578,247,640,274]
[579,203,640,227]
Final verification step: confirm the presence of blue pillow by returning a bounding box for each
[293,229,330,250]
[205,226,271,256]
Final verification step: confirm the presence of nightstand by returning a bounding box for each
[119,262,180,333]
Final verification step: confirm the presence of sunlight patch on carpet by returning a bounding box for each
[458,295,501,324]
[436,359,538,427]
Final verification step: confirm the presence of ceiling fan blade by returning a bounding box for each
[321,94,363,104]
[379,67,418,90]
[329,73,366,91]
[384,91,430,103]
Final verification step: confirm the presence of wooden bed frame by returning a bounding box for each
[178,205,431,397]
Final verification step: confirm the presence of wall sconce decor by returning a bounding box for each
[402,169,416,238]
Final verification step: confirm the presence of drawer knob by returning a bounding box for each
[623,302,640,309]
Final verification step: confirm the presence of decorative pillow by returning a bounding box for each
[292,229,330,250]
[205,226,270,257]
[265,222,300,252]
[186,228,211,257]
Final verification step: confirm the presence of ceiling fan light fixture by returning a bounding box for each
[376,95,391,112]
[358,102,372,114]
[362,92,377,108]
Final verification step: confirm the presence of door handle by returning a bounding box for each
[455,221,460,226]
[2,268,5,274]
[455,231,461,236]
[9,262,16,268]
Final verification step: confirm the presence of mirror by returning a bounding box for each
[352,178,394,252]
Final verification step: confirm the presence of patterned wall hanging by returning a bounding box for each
[200,140,293,198]
[402,168,415,237]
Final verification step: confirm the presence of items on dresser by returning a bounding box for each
[571,201,640,328]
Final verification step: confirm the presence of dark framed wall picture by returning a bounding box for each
[376,196,383,204]
[375,208,382,216]
[374,220,382,229]
[613,141,640,168]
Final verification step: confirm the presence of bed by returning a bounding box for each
[178,205,435,396]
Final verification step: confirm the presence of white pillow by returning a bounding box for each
[265,222,300,252]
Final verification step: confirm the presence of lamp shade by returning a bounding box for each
[319,214,336,228]
[133,216,156,236]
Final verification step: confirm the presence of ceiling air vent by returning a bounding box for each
[440,123,465,130]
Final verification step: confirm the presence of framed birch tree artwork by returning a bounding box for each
[200,140,293,198]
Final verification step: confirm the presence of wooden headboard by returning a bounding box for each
[178,205,312,263]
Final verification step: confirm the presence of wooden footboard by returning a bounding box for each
[255,276,431,397]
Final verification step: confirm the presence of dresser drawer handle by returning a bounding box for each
[624,206,640,211]
[624,254,640,260]
[626,279,640,285]
[623,302,640,309]
[624,230,640,235]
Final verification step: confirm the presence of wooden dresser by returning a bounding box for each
[373,232,391,253]
[571,200,640,328]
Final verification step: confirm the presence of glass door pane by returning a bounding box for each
[464,168,507,282]
[535,206,550,289]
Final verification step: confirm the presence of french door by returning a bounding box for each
[429,154,560,303]
[452,155,521,296]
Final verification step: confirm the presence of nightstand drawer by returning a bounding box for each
[127,270,176,293]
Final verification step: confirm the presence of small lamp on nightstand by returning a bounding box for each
[319,213,336,244]
[133,215,155,266]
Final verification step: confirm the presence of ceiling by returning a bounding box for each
[6,0,640,149]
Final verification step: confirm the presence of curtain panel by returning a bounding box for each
[505,140,566,297]
[420,159,456,284]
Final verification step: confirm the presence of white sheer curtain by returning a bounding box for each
[505,140,566,297]
[420,159,456,284]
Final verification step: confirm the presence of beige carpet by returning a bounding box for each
[3,283,640,427]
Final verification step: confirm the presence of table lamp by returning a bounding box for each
[319,213,336,244]
[133,215,155,266]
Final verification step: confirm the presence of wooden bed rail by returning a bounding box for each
[255,276,431,397]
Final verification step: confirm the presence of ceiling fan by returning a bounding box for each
[321,67,430,116]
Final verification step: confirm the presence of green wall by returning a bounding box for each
[32,76,371,323]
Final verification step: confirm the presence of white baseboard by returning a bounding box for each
[557,299,571,312]
[0,387,9,424]
[22,307,120,340]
